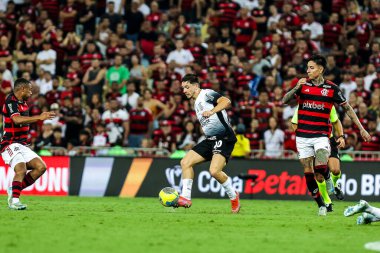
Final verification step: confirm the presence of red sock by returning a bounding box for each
[12,181,22,198]
[22,173,36,189]
[314,165,330,179]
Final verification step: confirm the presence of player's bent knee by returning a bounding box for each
[315,173,324,182]
[37,165,47,174]
[315,149,329,164]
[180,158,193,170]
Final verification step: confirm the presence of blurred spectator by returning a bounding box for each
[82,59,106,105]
[128,97,153,147]
[153,120,177,152]
[0,35,12,68]
[359,119,380,151]
[364,64,377,91]
[231,123,251,158]
[36,40,57,75]
[233,7,257,48]
[369,95,380,119]
[105,54,130,94]
[263,116,284,158]
[302,12,323,50]
[35,70,52,95]
[252,91,277,132]
[0,72,11,108]
[0,61,13,86]
[284,118,297,152]
[59,0,77,34]
[102,1,122,32]
[178,120,198,151]
[102,98,129,145]
[79,0,97,35]
[51,127,67,150]
[324,55,341,84]
[142,88,168,124]
[245,118,263,151]
[129,54,148,85]
[353,76,371,103]
[61,97,84,141]
[78,129,92,146]
[92,123,110,147]
[119,81,140,111]
[340,70,357,99]
[124,0,144,42]
[35,120,54,150]
[166,38,194,76]
[313,0,329,25]
[138,21,157,59]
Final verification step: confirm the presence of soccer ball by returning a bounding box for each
[159,187,179,207]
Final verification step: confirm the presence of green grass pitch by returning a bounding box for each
[0,197,378,253]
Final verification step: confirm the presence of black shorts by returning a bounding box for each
[192,136,237,162]
[329,137,340,159]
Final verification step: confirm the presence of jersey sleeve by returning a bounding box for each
[5,100,20,118]
[204,89,222,104]
[332,85,347,105]
[291,105,299,124]
[330,106,339,123]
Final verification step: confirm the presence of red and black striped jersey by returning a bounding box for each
[360,132,380,151]
[295,80,347,138]
[129,108,153,134]
[233,17,257,45]
[245,131,261,150]
[217,1,240,26]
[0,93,30,151]
[323,23,342,49]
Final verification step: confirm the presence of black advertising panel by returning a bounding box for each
[68,157,380,201]
[136,159,380,201]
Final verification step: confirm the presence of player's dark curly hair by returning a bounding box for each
[307,54,327,71]
[14,78,31,91]
[182,74,199,85]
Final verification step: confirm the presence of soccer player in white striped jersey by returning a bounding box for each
[176,74,240,213]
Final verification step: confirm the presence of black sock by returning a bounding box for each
[305,172,325,207]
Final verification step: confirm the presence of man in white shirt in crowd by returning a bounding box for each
[166,38,194,77]
[119,81,140,111]
[302,12,323,50]
[101,97,130,145]
[36,41,57,75]
[263,116,284,158]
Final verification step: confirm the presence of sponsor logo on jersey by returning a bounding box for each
[302,101,325,110]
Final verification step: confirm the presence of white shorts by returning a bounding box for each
[296,137,331,159]
[1,143,40,170]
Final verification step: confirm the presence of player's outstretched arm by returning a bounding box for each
[342,103,371,142]
[282,78,306,104]
[202,96,231,118]
[12,111,56,125]
[332,119,345,149]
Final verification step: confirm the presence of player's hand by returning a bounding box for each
[360,129,371,142]
[295,78,306,90]
[40,111,56,121]
[202,110,215,118]
[336,136,345,149]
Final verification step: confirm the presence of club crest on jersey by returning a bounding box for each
[321,89,329,96]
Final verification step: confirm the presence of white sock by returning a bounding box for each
[12,198,20,204]
[222,177,237,200]
[181,179,193,200]
[367,206,380,219]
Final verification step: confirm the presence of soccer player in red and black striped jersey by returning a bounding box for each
[283,55,371,215]
[0,78,55,210]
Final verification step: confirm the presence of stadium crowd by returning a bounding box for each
[0,0,379,157]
